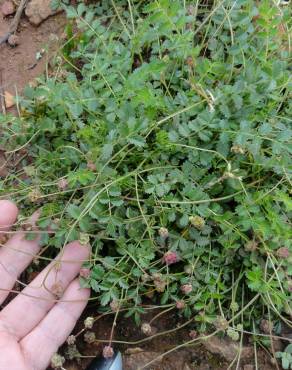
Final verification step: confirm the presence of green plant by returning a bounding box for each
[276,344,292,370]
[0,0,291,337]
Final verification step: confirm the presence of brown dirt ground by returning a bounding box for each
[0,5,283,370]
[0,10,66,96]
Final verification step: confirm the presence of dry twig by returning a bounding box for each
[0,69,6,114]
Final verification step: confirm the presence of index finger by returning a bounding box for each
[0,200,18,236]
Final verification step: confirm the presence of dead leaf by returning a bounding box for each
[4,91,15,108]
[125,347,144,355]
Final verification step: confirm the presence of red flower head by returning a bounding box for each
[162,251,179,265]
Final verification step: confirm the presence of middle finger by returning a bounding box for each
[0,241,89,340]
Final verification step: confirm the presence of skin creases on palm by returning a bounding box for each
[0,199,90,370]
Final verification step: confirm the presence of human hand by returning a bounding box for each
[0,200,90,370]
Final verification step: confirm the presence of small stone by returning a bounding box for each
[84,316,94,329]
[243,365,254,370]
[4,91,15,108]
[84,331,96,344]
[8,34,19,47]
[103,345,114,359]
[25,0,62,26]
[1,1,15,16]
[123,351,163,370]
[202,336,253,362]
[125,347,143,355]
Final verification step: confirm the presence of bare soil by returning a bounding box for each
[0,10,66,96]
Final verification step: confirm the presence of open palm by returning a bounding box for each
[0,200,90,370]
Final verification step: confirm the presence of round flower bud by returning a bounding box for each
[103,345,114,359]
[65,344,80,360]
[141,322,152,336]
[58,178,68,191]
[162,250,179,265]
[176,300,185,309]
[244,240,258,252]
[180,283,193,294]
[110,300,119,312]
[158,227,169,239]
[276,247,290,259]
[152,273,166,293]
[260,319,273,334]
[189,216,205,230]
[50,353,65,369]
[214,316,228,331]
[79,267,90,279]
[84,331,96,344]
[87,161,97,171]
[231,145,245,154]
[84,316,94,329]
[28,188,42,203]
[67,335,76,345]
[189,330,197,339]
[79,233,90,246]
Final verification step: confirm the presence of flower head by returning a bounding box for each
[141,322,152,336]
[84,331,96,344]
[277,247,290,259]
[67,335,76,345]
[189,216,205,230]
[181,283,192,294]
[176,300,185,309]
[158,227,169,239]
[162,250,179,265]
[80,267,90,279]
[58,178,68,190]
[84,316,94,329]
[103,345,114,359]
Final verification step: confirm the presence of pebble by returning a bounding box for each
[1,1,15,17]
